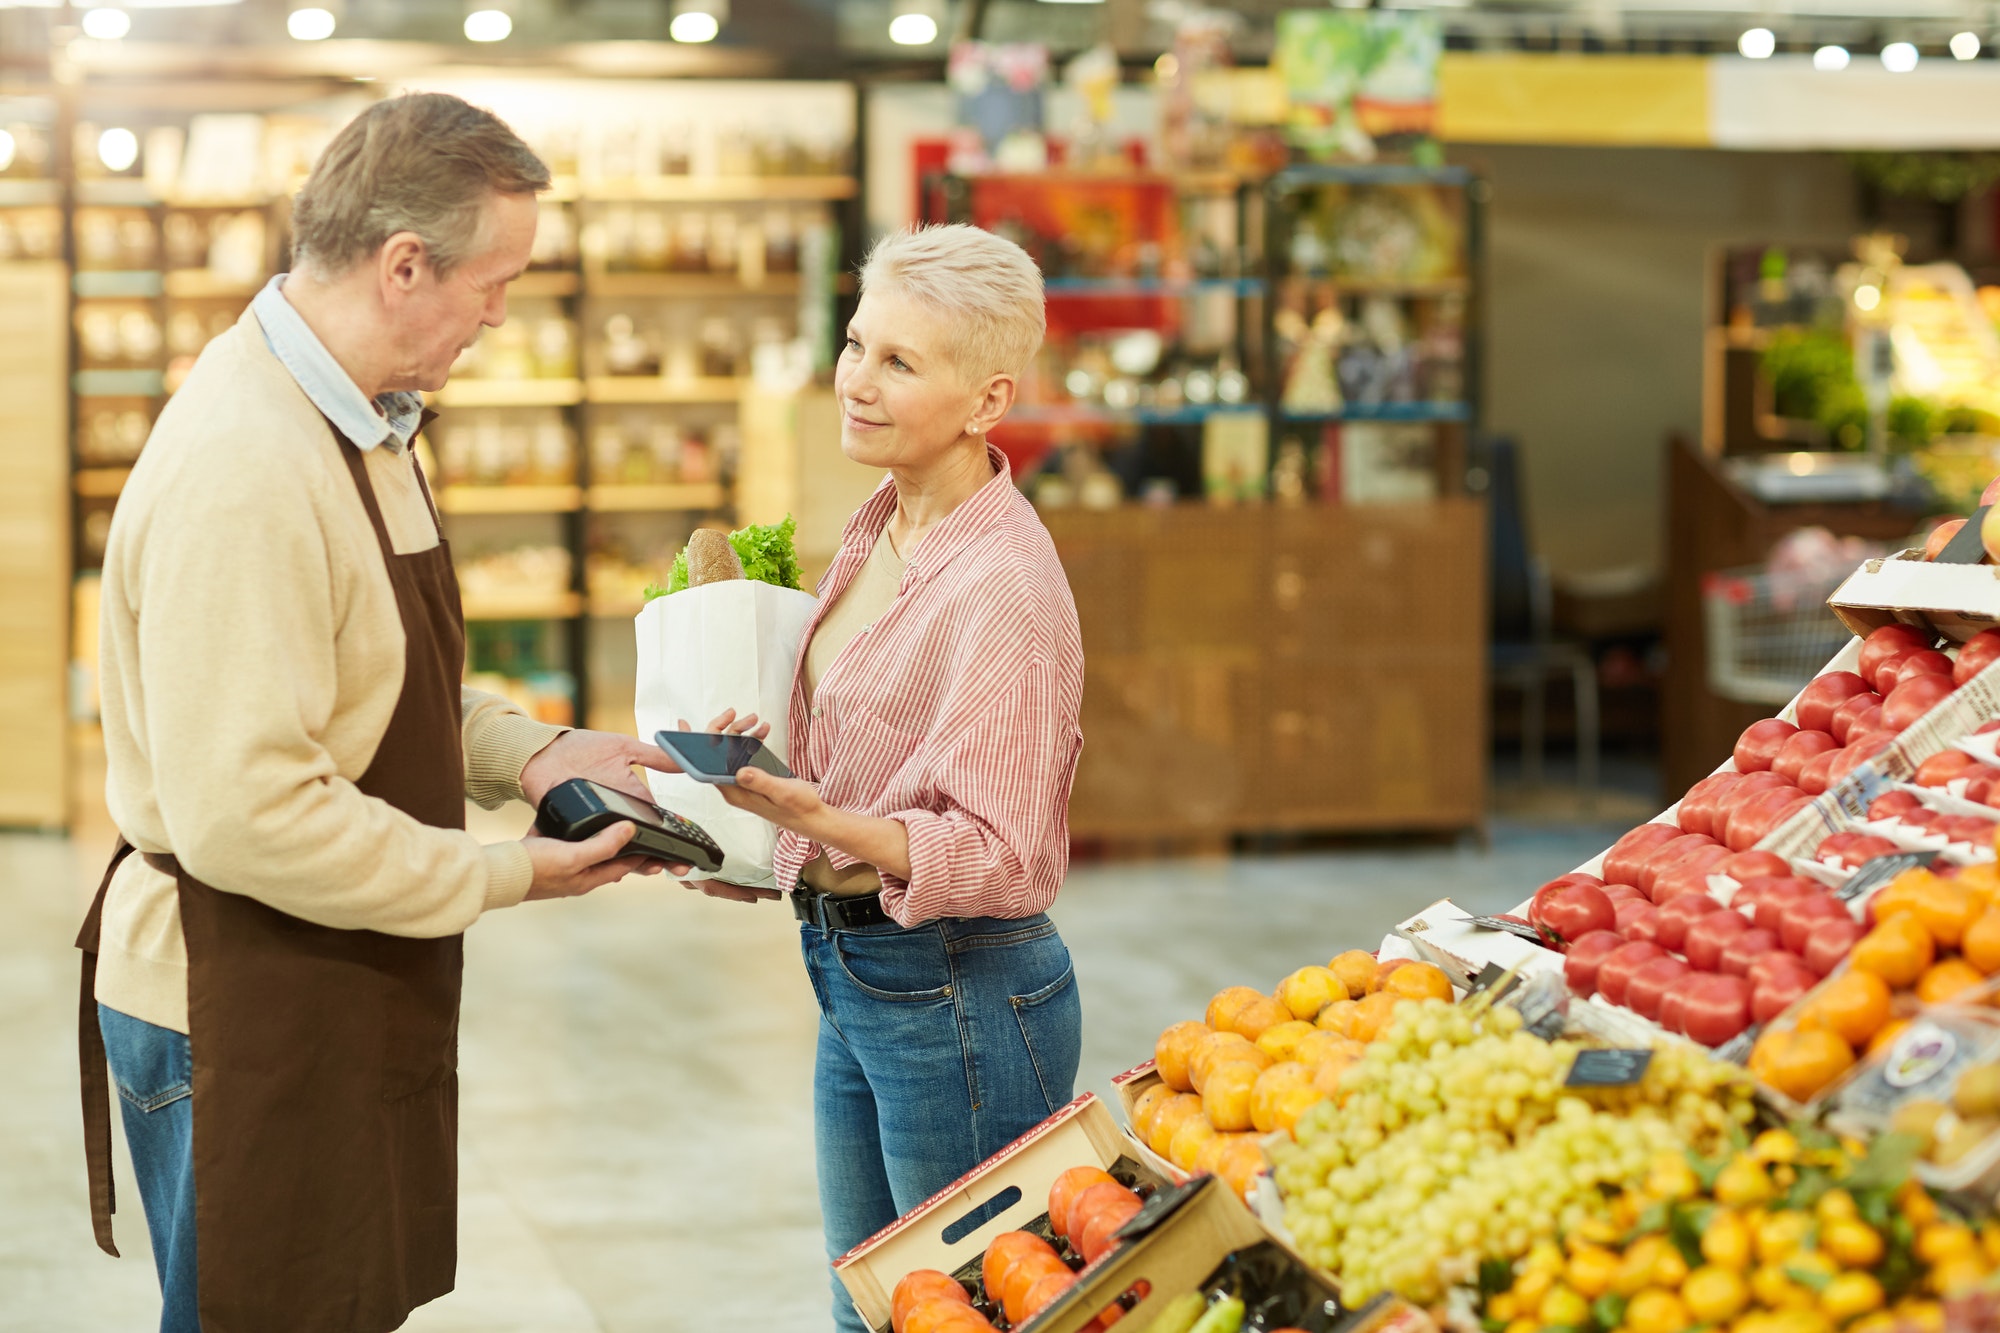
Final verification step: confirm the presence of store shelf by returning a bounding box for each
[1009,403,1262,427]
[0,179,60,206]
[580,175,856,203]
[74,179,158,206]
[1044,277,1265,296]
[74,270,163,298]
[1277,274,1470,296]
[74,467,131,498]
[163,270,263,299]
[584,272,804,298]
[509,271,581,298]
[74,369,165,398]
[1280,403,1472,423]
[586,482,727,512]
[437,485,582,515]
[460,592,583,621]
[588,595,647,619]
[432,378,584,408]
[584,375,744,405]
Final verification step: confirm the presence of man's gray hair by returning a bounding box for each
[291,93,550,279]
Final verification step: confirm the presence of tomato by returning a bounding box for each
[1821,834,1900,870]
[1893,651,1955,690]
[1626,955,1693,1020]
[1780,894,1852,953]
[1927,518,1967,559]
[1859,624,1935,685]
[1636,833,1720,897]
[1748,950,1814,990]
[1681,973,1753,1047]
[1748,877,1815,932]
[1965,772,2000,808]
[1798,750,1838,795]
[1914,750,1978,787]
[1621,901,1662,944]
[1597,941,1666,1007]
[1829,691,1885,743]
[1659,974,1699,1034]
[1752,966,1816,1025]
[1677,772,1743,839]
[1772,730,1839,785]
[1602,823,1681,888]
[1797,672,1873,733]
[1983,475,2000,507]
[1651,845,1733,904]
[1869,790,1923,821]
[1954,629,2000,685]
[1725,787,1811,852]
[1601,882,1643,904]
[1655,892,1725,951]
[1944,815,1999,844]
[1530,879,1617,947]
[1720,926,1782,976]
[1884,674,1956,730]
[1717,850,1788,884]
[1734,718,1799,773]
[1803,916,1866,976]
[1686,909,1753,971]
[1563,930,1625,997]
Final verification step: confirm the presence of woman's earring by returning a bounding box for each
[967,423,981,435]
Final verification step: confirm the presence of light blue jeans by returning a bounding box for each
[98,1003,200,1333]
[801,912,1083,1333]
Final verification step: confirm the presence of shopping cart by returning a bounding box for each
[1701,565,1856,706]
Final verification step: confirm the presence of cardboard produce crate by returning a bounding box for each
[1108,1061,1194,1186]
[834,1093,1173,1333]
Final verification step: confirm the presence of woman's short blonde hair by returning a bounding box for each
[858,224,1045,381]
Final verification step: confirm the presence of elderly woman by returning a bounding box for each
[718,224,1083,1328]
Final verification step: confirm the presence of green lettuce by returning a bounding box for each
[643,515,802,601]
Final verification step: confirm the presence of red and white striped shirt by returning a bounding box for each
[776,446,1084,926]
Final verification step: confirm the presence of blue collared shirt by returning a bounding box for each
[250,274,425,454]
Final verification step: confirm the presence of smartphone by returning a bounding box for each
[654,730,795,786]
[535,778,726,872]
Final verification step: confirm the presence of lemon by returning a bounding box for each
[1649,1152,1700,1201]
[1815,1189,1859,1225]
[1684,1265,1750,1324]
[1751,1128,1802,1164]
[1654,1246,1691,1290]
[1751,1263,1815,1310]
[1513,1266,1555,1311]
[1703,1208,1753,1270]
[1716,1155,1777,1208]
[1539,1284,1591,1328]
[1766,1310,1834,1333]
[1756,1211,1813,1266]
[1567,1245,1621,1300]
[1821,1218,1885,1268]
[1627,1288,1691,1333]
[1915,1222,1978,1265]
[1927,1254,1989,1298]
[1502,1320,1537,1333]
[1524,1239,1567,1275]
[1898,1180,1940,1227]
[1820,1272,1885,1325]
[1896,1299,1946,1332]
[1486,1293,1518,1323]
[1615,1236,1674,1298]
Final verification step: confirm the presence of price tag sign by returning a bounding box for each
[1835,851,1930,903]
[1565,1049,1654,1088]
[1466,961,1514,997]
[1714,1024,1763,1068]
[1469,915,1545,943]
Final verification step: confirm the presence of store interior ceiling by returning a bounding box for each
[2,0,1998,77]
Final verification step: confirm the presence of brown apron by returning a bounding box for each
[78,419,470,1333]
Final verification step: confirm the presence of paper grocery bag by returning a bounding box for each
[633,579,819,887]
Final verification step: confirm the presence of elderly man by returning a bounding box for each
[77,93,678,1333]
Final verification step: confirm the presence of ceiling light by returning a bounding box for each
[1952,30,1981,59]
[888,13,936,43]
[1813,44,1850,70]
[463,8,510,40]
[98,127,138,173]
[670,0,725,41]
[1737,27,1775,58]
[1882,40,1919,71]
[1855,283,1882,312]
[81,8,131,40]
[287,6,335,39]
[0,130,16,174]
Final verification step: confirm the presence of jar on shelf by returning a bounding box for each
[472,418,509,486]
[530,205,576,270]
[763,209,798,274]
[162,213,207,270]
[602,206,635,272]
[602,313,659,377]
[699,316,740,378]
[680,430,715,483]
[633,208,671,273]
[533,318,577,379]
[590,421,628,484]
[532,416,574,484]
[647,420,684,482]
[670,210,708,274]
[707,210,739,275]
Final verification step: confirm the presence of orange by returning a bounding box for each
[1001,1253,1069,1324]
[1276,965,1347,1020]
[1797,970,1892,1047]
[1146,1092,1205,1157]
[1019,1268,1076,1323]
[1152,1020,1210,1092]
[1129,1083,1174,1144]
[982,1232,1055,1305]
[1202,1060,1261,1132]
[905,1299,991,1333]
[1915,877,1982,949]
[1329,949,1380,997]
[1188,1032,1268,1093]
[1293,1030,1362,1070]
[1255,1019,1317,1063]
[1312,1051,1358,1100]
[1959,862,2000,908]
[1964,910,2000,975]
[1381,960,1454,1002]
[1314,998,1359,1036]
[1215,1135,1268,1201]
[1268,1081,1324,1133]
[1249,1062,1313,1133]
[1852,913,1936,989]
[1872,869,1934,924]
[1348,991,1405,1043]
[1917,957,1987,1005]
[1226,995,1291,1042]
[894,1271,971,1333]
[1751,1026,1855,1103]
[1193,1129,1240,1176]
[1047,1165,1117,1242]
[1204,986,1266,1034]
[1868,1018,1913,1057]
[1167,1110,1219,1172]
[1369,958,1411,994]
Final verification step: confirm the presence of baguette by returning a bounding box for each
[686,528,746,587]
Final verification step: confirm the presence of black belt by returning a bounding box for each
[792,885,892,930]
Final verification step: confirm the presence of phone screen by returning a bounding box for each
[587,783,668,825]
[655,731,793,780]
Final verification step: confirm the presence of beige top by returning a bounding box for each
[94,306,567,1034]
[798,527,905,896]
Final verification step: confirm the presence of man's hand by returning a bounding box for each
[522,822,669,901]
[520,729,681,808]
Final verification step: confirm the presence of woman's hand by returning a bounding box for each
[678,877,782,905]
[677,709,772,741]
[717,766,827,836]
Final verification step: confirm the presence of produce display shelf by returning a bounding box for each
[582,272,803,298]
[504,271,580,299]
[460,592,583,622]
[1043,277,1266,296]
[73,270,163,298]
[1281,402,1471,423]
[578,175,856,203]
[1273,275,1470,296]
[431,378,584,408]
[586,482,727,512]
[161,270,261,299]
[73,467,130,498]
[583,375,744,405]
[436,485,582,516]
[74,369,165,398]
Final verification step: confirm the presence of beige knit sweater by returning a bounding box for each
[95,306,566,1034]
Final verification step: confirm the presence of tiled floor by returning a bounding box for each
[1,784,1646,1331]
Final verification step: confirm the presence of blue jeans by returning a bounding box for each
[98,1004,200,1333]
[802,912,1083,1333]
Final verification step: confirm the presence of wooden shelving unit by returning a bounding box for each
[74,467,131,498]
[437,484,583,515]
[583,375,745,405]
[432,377,585,408]
[462,591,584,622]
[584,272,803,298]
[586,482,727,512]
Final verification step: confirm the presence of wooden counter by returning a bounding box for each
[1045,499,1487,842]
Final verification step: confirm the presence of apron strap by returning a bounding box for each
[76,837,139,1258]
[332,411,447,554]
